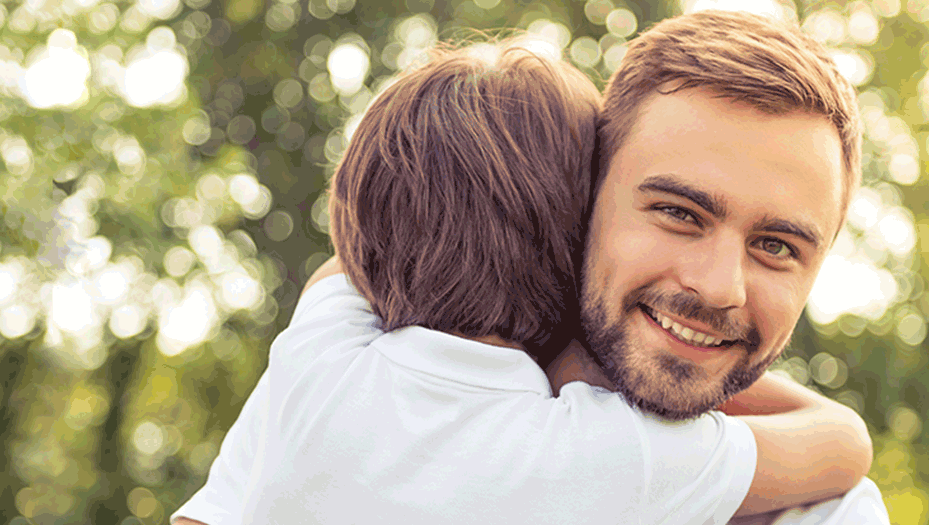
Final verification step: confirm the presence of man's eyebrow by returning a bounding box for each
[753,216,822,250]
[635,175,728,220]
[636,175,824,249]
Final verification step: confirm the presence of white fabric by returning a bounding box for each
[769,477,889,524]
[172,274,760,525]
[728,477,890,525]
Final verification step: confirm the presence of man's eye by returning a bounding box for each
[657,206,698,224]
[757,238,795,259]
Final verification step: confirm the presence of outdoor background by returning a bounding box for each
[0,0,927,523]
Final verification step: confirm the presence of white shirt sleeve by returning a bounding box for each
[634,405,757,524]
[266,274,382,376]
[726,477,889,525]
[170,274,376,525]
[170,372,270,525]
[555,383,758,525]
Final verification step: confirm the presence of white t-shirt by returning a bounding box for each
[172,274,759,524]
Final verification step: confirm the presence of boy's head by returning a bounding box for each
[328,38,600,361]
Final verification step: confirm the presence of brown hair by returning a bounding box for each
[328,38,600,361]
[598,10,862,214]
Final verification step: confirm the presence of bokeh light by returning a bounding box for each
[584,0,612,25]
[138,0,183,20]
[605,8,637,37]
[121,44,188,107]
[807,253,898,325]
[831,49,875,87]
[525,19,570,58]
[133,421,165,455]
[682,0,793,20]
[20,29,91,109]
[569,36,601,68]
[803,7,848,44]
[156,279,218,356]
[328,42,369,95]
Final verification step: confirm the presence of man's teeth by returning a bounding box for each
[646,308,726,348]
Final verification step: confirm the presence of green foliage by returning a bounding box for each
[0,0,928,524]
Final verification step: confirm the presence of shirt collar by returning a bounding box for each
[372,326,554,396]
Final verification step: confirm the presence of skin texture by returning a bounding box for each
[579,87,845,421]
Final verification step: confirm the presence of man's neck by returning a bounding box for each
[545,339,614,395]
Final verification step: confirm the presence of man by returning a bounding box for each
[548,10,881,519]
[173,11,888,525]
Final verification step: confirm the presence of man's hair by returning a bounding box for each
[598,10,863,214]
[328,38,600,360]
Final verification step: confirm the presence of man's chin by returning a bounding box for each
[600,347,770,421]
[628,399,716,422]
[611,370,728,421]
[580,294,771,421]
[583,340,727,420]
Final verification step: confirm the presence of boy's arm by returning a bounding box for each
[718,372,873,517]
[546,343,873,518]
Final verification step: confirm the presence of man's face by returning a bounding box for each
[581,88,845,420]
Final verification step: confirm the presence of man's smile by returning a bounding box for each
[637,305,741,364]
[639,304,734,348]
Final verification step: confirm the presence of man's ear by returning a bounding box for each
[301,256,344,297]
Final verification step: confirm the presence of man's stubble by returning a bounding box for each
[579,283,782,421]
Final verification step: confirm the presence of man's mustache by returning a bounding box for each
[620,285,762,353]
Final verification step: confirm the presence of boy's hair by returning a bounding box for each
[328,38,600,359]
[598,10,862,216]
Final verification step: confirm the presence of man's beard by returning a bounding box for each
[580,284,778,421]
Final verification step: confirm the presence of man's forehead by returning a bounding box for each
[601,89,846,241]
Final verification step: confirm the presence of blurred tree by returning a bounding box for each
[0,0,928,524]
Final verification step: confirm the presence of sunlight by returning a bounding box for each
[156,282,217,356]
[682,0,790,20]
[807,254,898,325]
[50,280,96,333]
[20,29,90,109]
[328,43,369,95]
[122,47,188,107]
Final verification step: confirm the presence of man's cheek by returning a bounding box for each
[751,298,802,357]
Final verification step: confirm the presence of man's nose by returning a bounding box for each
[677,235,747,310]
